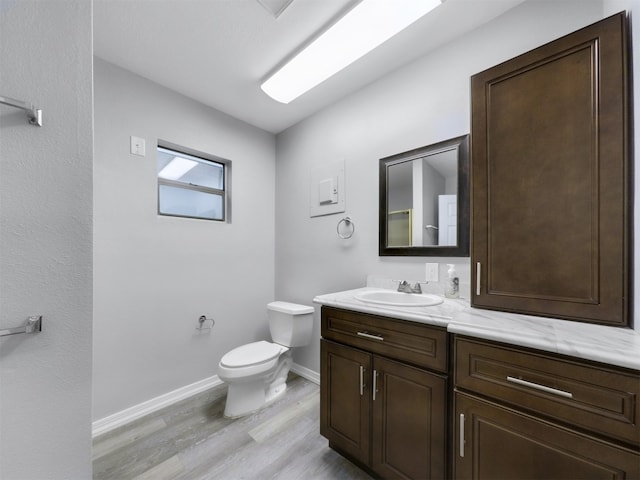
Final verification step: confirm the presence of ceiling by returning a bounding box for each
[93,0,526,134]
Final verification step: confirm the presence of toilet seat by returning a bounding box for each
[221,340,283,368]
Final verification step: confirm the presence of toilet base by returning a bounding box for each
[222,352,293,418]
[223,381,288,418]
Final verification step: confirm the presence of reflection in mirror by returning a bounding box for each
[379,135,469,257]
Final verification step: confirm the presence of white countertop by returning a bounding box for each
[313,287,640,371]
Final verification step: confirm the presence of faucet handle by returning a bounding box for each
[394,280,426,293]
[396,280,414,293]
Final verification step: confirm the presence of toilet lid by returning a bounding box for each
[221,341,282,368]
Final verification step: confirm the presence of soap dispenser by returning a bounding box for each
[445,264,459,299]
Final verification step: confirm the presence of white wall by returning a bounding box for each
[275,0,617,373]
[92,59,276,420]
[0,1,93,478]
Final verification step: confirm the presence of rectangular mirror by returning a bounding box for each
[379,135,469,256]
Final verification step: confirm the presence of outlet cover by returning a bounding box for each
[425,263,439,282]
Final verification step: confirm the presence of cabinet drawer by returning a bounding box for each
[455,392,640,479]
[454,337,640,446]
[321,306,447,372]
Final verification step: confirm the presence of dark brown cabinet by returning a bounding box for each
[453,336,640,479]
[470,12,629,326]
[320,339,371,466]
[319,306,640,479]
[371,355,447,479]
[454,393,640,480]
[320,307,448,480]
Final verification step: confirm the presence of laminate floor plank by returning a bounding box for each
[93,374,373,480]
[133,454,186,480]
[93,417,168,462]
[248,390,318,443]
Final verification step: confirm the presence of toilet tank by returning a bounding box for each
[267,301,314,347]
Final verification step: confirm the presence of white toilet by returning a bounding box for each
[218,301,314,418]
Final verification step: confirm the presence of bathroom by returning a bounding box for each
[0,0,638,478]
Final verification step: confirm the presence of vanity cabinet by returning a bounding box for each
[470,12,629,326]
[320,306,448,480]
[453,336,640,479]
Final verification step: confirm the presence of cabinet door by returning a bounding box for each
[320,339,371,465]
[471,13,629,325]
[454,392,640,480]
[372,356,447,480]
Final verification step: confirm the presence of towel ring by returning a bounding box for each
[337,216,355,239]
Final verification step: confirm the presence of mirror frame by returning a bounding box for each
[379,134,470,257]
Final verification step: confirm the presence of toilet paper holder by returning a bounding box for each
[197,315,215,331]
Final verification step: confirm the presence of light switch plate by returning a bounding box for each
[425,263,439,282]
[130,136,146,156]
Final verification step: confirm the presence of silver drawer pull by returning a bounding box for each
[507,376,573,399]
[459,413,465,458]
[372,370,379,401]
[357,331,384,341]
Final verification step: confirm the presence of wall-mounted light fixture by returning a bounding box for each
[261,0,443,104]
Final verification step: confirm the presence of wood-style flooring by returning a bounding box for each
[93,374,373,480]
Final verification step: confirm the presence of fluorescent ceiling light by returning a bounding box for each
[261,0,443,104]
[158,157,198,180]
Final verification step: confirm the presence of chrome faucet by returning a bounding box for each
[397,280,423,294]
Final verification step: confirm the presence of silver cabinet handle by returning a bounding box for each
[506,376,573,399]
[372,370,379,401]
[359,365,365,396]
[0,316,42,337]
[357,331,384,341]
[459,413,465,458]
[476,262,481,296]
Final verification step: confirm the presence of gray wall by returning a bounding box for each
[275,0,618,374]
[0,0,93,478]
[92,59,276,420]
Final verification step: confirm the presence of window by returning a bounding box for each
[157,145,228,221]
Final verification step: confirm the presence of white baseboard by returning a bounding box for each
[291,363,320,384]
[92,375,223,438]
[92,363,321,438]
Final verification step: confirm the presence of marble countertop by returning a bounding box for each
[313,286,640,371]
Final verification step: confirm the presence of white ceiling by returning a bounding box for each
[93,0,526,134]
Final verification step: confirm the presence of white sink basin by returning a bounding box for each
[354,290,443,307]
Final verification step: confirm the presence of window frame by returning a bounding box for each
[157,142,231,222]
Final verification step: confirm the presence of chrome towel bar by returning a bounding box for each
[0,316,42,337]
[0,95,42,126]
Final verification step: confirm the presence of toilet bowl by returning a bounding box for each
[218,301,314,418]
